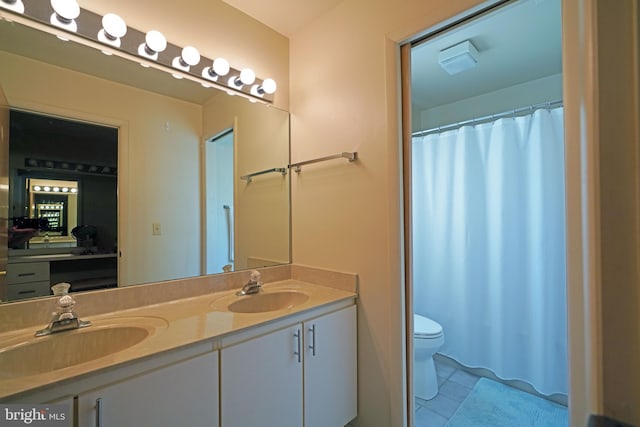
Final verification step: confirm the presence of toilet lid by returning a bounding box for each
[414,314,443,338]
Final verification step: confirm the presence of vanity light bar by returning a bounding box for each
[25,158,117,176]
[0,0,276,103]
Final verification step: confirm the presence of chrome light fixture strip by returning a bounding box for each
[0,0,275,103]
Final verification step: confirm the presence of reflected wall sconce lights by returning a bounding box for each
[0,0,24,14]
[0,0,278,103]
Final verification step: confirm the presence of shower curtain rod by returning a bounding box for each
[411,99,563,138]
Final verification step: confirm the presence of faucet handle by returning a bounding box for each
[249,270,261,282]
[51,282,71,296]
[57,294,75,309]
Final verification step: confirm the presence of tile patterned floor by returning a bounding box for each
[414,359,480,427]
[348,357,566,427]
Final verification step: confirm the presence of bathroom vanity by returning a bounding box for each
[0,266,358,427]
[6,252,117,301]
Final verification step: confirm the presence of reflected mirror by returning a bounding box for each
[0,10,290,303]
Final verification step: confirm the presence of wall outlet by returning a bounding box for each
[152,223,161,236]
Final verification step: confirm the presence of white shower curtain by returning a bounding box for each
[412,107,567,396]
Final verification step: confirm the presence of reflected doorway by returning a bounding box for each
[205,129,234,275]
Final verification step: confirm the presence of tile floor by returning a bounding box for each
[414,358,480,426]
[349,357,565,427]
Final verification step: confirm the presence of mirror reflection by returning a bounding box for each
[0,15,290,303]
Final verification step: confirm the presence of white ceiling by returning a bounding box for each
[222,0,344,37]
[411,0,562,111]
[224,0,561,115]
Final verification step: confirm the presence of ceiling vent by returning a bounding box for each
[438,40,479,75]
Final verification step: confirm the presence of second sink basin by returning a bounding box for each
[228,291,309,313]
[211,289,310,314]
[0,317,167,379]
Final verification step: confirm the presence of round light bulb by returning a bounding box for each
[44,186,51,192]
[51,0,79,20]
[71,188,78,193]
[212,58,230,76]
[53,187,60,192]
[33,185,41,191]
[62,187,69,193]
[181,46,200,66]
[145,30,167,53]
[240,68,256,85]
[262,78,277,94]
[102,13,127,39]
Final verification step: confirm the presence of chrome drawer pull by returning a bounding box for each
[308,324,316,356]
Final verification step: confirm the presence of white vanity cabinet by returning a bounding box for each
[220,305,357,427]
[77,351,219,427]
[220,324,303,427]
[304,305,357,427]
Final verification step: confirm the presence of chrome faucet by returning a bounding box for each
[236,270,263,296]
[35,283,91,337]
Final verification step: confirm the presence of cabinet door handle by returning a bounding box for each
[18,272,35,277]
[95,398,103,427]
[0,270,6,276]
[308,324,316,356]
[293,329,301,363]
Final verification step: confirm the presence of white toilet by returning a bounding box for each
[414,314,445,400]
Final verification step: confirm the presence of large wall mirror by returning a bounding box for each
[0,15,290,303]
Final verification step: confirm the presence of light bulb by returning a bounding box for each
[262,78,277,94]
[0,0,25,14]
[98,13,127,48]
[172,46,200,77]
[228,68,255,89]
[202,57,230,81]
[71,188,78,193]
[251,78,277,97]
[50,0,80,33]
[240,68,256,85]
[62,187,69,193]
[138,30,167,61]
[53,187,60,192]
[213,58,230,76]
[33,185,41,191]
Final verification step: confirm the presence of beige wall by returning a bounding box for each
[595,0,640,423]
[289,1,487,425]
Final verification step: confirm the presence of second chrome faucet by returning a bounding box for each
[236,270,263,296]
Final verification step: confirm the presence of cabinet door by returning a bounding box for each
[220,324,303,427]
[304,305,357,427]
[77,351,219,427]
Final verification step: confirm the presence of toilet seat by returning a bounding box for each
[414,314,443,339]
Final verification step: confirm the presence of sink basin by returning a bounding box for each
[225,290,309,314]
[0,317,166,379]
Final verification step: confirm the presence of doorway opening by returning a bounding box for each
[404,0,568,425]
[6,109,118,300]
